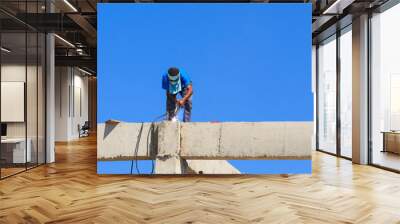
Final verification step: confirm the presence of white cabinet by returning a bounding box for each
[1,138,32,163]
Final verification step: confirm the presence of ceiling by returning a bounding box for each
[0,0,392,74]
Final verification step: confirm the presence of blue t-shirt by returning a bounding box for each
[162,70,192,91]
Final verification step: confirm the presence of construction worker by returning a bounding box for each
[162,67,193,122]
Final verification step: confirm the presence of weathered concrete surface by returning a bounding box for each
[154,157,240,174]
[155,122,184,174]
[180,122,312,160]
[98,121,313,161]
[97,122,157,161]
[157,122,180,156]
[186,160,240,174]
[98,121,312,174]
[155,155,185,174]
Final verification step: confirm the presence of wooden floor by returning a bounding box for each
[1,135,400,223]
[373,150,400,171]
[1,167,26,178]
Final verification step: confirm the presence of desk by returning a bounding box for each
[382,131,400,155]
[1,138,31,163]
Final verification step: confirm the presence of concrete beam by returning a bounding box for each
[186,160,240,174]
[180,122,312,160]
[97,122,157,161]
[155,155,185,174]
[97,121,313,161]
[155,121,183,174]
[157,121,180,156]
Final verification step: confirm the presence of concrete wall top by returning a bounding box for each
[180,122,312,160]
[98,121,313,161]
[98,122,157,160]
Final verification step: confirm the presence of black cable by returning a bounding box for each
[130,123,144,175]
[147,123,155,174]
[130,114,165,175]
[131,104,181,175]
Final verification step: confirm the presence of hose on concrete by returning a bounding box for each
[131,104,181,175]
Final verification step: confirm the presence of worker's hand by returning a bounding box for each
[177,99,185,107]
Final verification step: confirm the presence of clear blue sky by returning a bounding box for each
[97,3,312,174]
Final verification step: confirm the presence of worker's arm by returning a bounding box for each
[178,84,193,106]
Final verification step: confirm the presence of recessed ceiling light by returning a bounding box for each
[63,0,78,12]
[54,34,75,48]
[78,67,93,76]
[1,47,11,53]
[323,0,355,15]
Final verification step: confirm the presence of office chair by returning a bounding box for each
[78,121,90,138]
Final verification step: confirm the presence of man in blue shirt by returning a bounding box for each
[162,67,193,122]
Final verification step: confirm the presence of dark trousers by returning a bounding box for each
[166,88,192,122]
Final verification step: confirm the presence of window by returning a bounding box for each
[317,35,337,154]
[339,26,352,158]
[0,1,47,179]
[370,3,400,171]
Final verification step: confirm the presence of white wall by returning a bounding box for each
[1,65,36,138]
[1,82,25,122]
[1,63,46,164]
[55,67,69,141]
[55,67,89,141]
